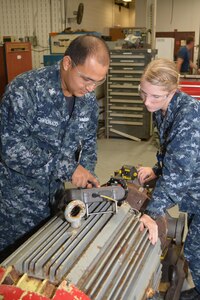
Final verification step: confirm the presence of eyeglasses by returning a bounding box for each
[71,60,106,87]
[138,84,170,102]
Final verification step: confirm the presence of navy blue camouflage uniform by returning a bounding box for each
[0,61,99,252]
[146,91,200,292]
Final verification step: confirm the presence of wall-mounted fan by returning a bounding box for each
[67,3,84,24]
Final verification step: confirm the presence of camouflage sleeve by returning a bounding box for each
[146,103,200,218]
[0,86,78,181]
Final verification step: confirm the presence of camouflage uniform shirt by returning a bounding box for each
[147,91,200,217]
[0,61,99,251]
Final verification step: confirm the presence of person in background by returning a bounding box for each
[176,36,200,74]
[0,34,110,258]
[137,58,200,300]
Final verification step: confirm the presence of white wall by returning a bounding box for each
[135,0,200,38]
[0,0,135,69]
[135,0,147,28]
[156,0,199,32]
[156,0,200,64]
[114,2,135,27]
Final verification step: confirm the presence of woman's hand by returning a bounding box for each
[137,166,157,185]
[140,214,158,245]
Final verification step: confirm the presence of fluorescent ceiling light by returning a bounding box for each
[123,0,132,2]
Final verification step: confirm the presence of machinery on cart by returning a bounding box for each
[0,166,188,300]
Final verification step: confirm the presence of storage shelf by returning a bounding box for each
[106,49,155,141]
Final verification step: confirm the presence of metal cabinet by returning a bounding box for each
[106,49,155,141]
[4,42,32,82]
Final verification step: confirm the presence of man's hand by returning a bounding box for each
[139,214,158,245]
[72,165,100,188]
[137,166,157,185]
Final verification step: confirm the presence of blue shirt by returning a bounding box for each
[177,46,191,73]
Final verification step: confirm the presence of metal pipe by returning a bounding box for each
[64,200,86,228]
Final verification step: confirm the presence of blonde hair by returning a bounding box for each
[141,58,180,92]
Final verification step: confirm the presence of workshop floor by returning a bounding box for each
[96,137,194,293]
[96,136,157,184]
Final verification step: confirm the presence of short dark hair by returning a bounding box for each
[186,36,194,45]
[64,34,110,66]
